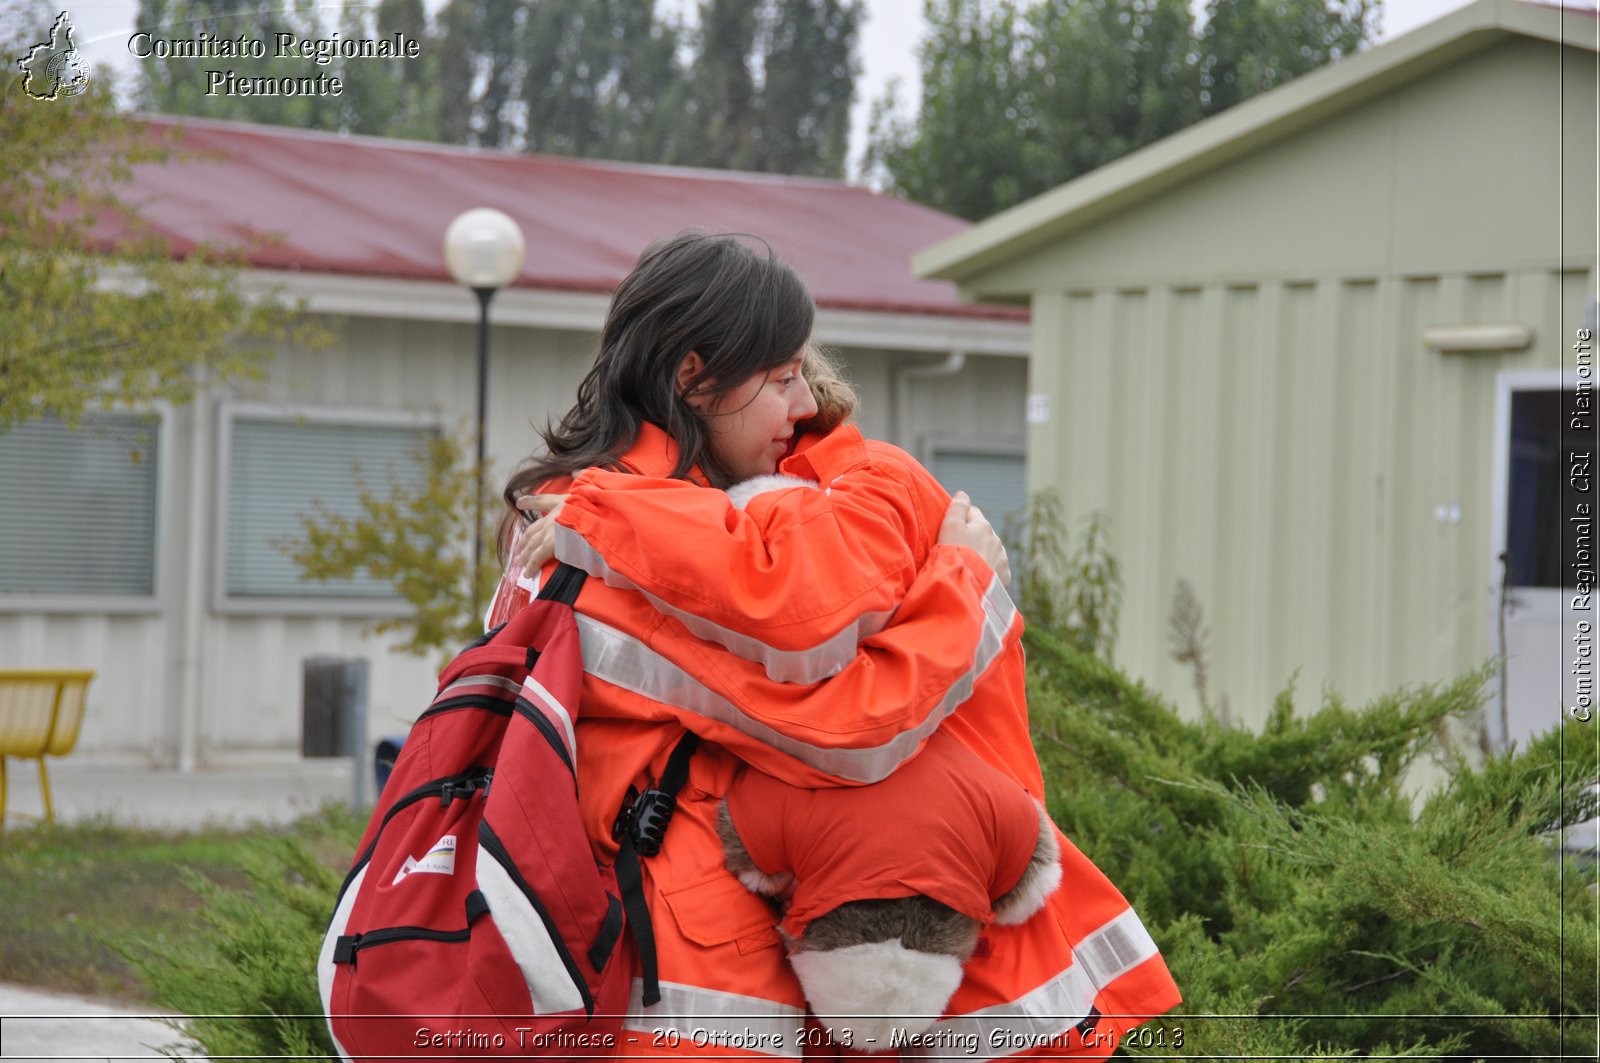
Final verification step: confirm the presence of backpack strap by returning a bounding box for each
[535,561,587,605]
[657,731,699,794]
[613,731,700,1008]
[530,558,696,1009]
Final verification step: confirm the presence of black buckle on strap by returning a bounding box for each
[612,786,678,857]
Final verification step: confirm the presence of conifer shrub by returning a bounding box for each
[1026,626,1598,1059]
[135,821,356,1059]
[138,567,1597,1060]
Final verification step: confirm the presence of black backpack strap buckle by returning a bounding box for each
[611,732,700,1008]
[613,786,679,857]
[610,731,700,858]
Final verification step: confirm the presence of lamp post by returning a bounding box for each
[443,207,525,619]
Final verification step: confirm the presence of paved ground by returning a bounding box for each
[0,983,201,1063]
[1,751,364,1061]
[2,751,362,831]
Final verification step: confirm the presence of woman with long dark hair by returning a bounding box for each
[491,232,1179,1060]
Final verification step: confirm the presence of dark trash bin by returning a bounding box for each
[301,656,369,759]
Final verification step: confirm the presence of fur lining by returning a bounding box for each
[737,867,794,897]
[718,799,793,896]
[789,939,963,1044]
[992,801,1063,926]
[724,474,818,510]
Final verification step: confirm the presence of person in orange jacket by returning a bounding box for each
[491,232,1180,1059]
[720,723,1064,1048]
[513,416,1183,1060]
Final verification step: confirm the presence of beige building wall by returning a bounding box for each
[1033,267,1592,723]
[3,310,1027,762]
[1007,35,1597,724]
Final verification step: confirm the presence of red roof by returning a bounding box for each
[95,116,1025,322]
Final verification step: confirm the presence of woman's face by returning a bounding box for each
[683,351,818,482]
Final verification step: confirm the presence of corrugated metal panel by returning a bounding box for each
[1002,30,1598,728]
[200,615,437,751]
[0,612,170,754]
[1034,265,1592,726]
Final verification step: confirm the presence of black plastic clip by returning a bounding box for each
[332,934,361,966]
[613,785,679,857]
[439,768,492,809]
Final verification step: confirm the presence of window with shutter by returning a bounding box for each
[929,445,1028,544]
[222,411,435,601]
[0,413,160,598]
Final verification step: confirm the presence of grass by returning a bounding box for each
[0,805,364,1005]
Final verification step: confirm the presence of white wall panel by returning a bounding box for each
[6,310,1020,762]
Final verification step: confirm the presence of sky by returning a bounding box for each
[47,0,1574,177]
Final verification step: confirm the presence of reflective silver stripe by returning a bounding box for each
[1074,908,1160,989]
[921,962,1097,1058]
[557,523,893,683]
[575,584,1011,783]
[623,980,804,1058]
[522,675,577,760]
[437,673,523,698]
[920,907,1162,1058]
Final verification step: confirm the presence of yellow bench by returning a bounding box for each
[0,670,94,825]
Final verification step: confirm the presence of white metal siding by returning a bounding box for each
[2,314,1022,760]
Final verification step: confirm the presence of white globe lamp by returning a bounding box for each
[443,208,526,616]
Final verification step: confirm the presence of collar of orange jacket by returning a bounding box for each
[622,420,870,486]
[782,423,868,483]
[620,421,702,481]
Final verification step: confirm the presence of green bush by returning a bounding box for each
[140,580,1597,1060]
[135,815,360,1060]
[1026,625,1598,1059]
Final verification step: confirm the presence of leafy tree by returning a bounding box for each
[442,0,863,174]
[334,0,439,139]
[517,0,689,161]
[684,0,762,169]
[131,0,438,135]
[433,0,476,144]
[1201,0,1374,112]
[452,0,523,149]
[868,0,1048,222]
[132,0,346,129]
[744,0,862,175]
[870,0,1378,219]
[0,0,313,430]
[131,0,864,177]
[283,424,502,659]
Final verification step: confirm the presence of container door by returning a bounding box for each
[1491,377,1588,750]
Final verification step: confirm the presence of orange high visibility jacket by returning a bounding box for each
[725,727,1046,941]
[486,424,1017,1058]
[541,424,1182,1059]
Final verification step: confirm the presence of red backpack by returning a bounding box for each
[317,564,693,1059]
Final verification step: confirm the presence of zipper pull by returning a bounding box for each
[332,934,362,966]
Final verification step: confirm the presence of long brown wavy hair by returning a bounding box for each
[497,231,819,556]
